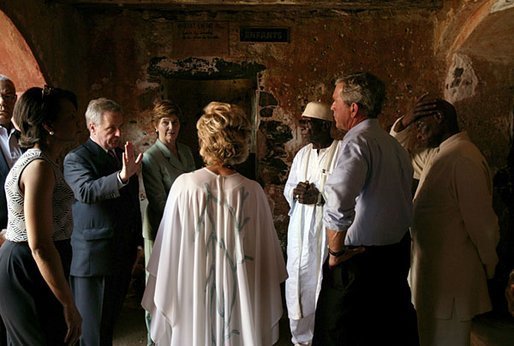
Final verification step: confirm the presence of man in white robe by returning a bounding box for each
[284,102,338,346]
[391,97,499,346]
[142,167,287,346]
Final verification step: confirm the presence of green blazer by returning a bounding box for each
[142,139,196,240]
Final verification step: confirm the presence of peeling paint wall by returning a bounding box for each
[443,53,513,171]
[1,4,443,242]
[444,53,478,103]
[450,60,513,170]
[436,0,514,172]
[0,1,88,99]
[96,10,440,242]
[3,0,512,246]
[434,0,514,313]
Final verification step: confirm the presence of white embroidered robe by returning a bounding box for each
[284,141,339,320]
[142,168,287,345]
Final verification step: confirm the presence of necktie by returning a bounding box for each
[108,150,120,169]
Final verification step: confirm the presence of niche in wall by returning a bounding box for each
[150,57,266,179]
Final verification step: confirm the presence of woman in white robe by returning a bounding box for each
[142,101,287,346]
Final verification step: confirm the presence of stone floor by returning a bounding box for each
[113,261,514,346]
[113,306,292,346]
[113,300,514,346]
[113,287,293,346]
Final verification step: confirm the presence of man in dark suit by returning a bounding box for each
[64,98,142,345]
[0,75,21,346]
[0,75,21,232]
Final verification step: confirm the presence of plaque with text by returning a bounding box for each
[240,27,290,43]
[173,22,229,56]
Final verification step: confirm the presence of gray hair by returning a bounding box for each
[335,72,385,118]
[85,97,122,126]
[0,75,15,88]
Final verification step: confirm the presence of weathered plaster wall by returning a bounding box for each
[0,1,88,103]
[7,1,512,246]
[435,0,514,173]
[445,56,513,170]
[78,9,440,242]
[0,11,45,91]
[0,2,445,244]
[435,1,514,311]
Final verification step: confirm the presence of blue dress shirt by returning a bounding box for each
[323,119,413,246]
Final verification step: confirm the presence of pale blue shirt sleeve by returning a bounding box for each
[323,138,368,233]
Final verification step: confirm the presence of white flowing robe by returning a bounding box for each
[284,141,339,320]
[142,168,287,346]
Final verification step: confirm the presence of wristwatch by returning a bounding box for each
[328,247,346,257]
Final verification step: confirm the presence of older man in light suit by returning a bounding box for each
[391,97,499,346]
[64,98,142,345]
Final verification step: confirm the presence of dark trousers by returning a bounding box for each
[312,234,419,346]
[0,240,71,346]
[72,244,136,346]
[0,315,7,346]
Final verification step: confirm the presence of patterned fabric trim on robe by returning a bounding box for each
[142,167,287,345]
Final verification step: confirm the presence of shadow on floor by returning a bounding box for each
[114,261,514,346]
[113,288,293,346]
[471,311,514,346]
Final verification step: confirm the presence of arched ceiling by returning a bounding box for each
[54,0,441,11]
[0,10,45,92]
[440,1,514,65]
[459,6,514,64]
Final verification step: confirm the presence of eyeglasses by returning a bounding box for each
[42,85,55,97]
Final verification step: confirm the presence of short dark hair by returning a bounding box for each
[14,86,77,148]
[336,72,385,118]
[152,100,183,126]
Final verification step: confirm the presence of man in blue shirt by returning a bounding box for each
[312,72,419,346]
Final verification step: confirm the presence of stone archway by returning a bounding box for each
[437,2,514,343]
[444,1,514,64]
[147,57,274,181]
[0,10,45,92]
[144,56,292,245]
[441,1,514,105]
[435,0,514,170]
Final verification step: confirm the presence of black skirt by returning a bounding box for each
[0,239,71,346]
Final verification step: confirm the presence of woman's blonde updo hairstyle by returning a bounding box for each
[197,102,251,167]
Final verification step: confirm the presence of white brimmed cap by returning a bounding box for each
[302,102,333,122]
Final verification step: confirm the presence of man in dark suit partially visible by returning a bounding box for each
[0,75,21,346]
[0,75,21,233]
[64,98,142,345]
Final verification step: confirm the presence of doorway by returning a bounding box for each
[162,78,257,179]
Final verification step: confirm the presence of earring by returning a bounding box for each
[49,131,55,136]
